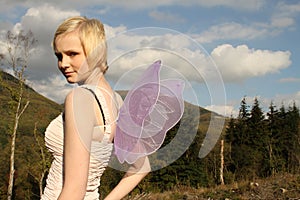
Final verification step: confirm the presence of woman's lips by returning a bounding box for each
[64,72,74,77]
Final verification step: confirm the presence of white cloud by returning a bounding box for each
[27,75,74,103]
[193,19,295,44]
[192,2,300,44]
[204,105,237,117]
[194,22,269,43]
[181,0,266,11]
[94,6,110,15]
[105,0,264,10]
[105,24,127,39]
[273,91,300,108]
[271,17,295,28]
[105,29,215,86]
[271,2,300,29]
[276,1,300,15]
[18,4,80,43]
[149,10,185,23]
[106,32,291,85]
[279,77,300,83]
[3,4,81,80]
[64,0,265,11]
[211,44,291,82]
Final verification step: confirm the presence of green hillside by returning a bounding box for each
[0,71,62,138]
[0,70,62,199]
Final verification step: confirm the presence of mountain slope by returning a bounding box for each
[0,70,226,199]
[0,70,62,140]
[0,70,62,199]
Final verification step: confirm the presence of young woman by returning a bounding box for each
[42,16,150,200]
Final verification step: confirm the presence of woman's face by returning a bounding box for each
[54,31,88,83]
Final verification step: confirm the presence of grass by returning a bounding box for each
[125,173,300,200]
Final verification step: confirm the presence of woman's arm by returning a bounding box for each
[58,88,97,199]
[104,156,151,200]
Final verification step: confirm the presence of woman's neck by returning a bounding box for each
[78,67,104,86]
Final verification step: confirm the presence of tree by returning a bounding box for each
[285,102,300,173]
[248,97,268,177]
[267,102,279,175]
[224,115,236,182]
[238,97,250,120]
[219,139,224,185]
[266,102,287,175]
[0,30,37,200]
[233,97,250,168]
[249,98,264,124]
[30,121,50,197]
[236,96,250,145]
[226,97,263,180]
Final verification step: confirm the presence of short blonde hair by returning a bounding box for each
[53,16,108,73]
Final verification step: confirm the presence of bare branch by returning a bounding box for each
[17,100,30,119]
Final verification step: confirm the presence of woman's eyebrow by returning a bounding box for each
[62,48,82,53]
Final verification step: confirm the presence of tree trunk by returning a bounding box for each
[269,142,274,176]
[7,85,29,200]
[7,94,21,200]
[33,121,48,197]
[220,139,225,185]
[7,115,18,200]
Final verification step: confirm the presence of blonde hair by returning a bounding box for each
[53,16,108,73]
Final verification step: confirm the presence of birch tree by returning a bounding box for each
[31,121,50,197]
[0,30,37,200]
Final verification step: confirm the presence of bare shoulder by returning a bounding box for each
[64,87,94,107]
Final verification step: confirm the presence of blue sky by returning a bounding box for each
[0,0,299,117]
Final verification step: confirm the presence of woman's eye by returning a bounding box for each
[69,52,78,57]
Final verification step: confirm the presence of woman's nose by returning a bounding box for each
[60,56,70,68]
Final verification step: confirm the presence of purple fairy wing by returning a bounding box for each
[114,60,185,164]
